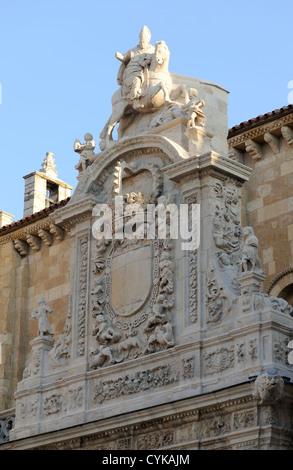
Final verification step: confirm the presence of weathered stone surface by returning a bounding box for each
[1,26,293,450]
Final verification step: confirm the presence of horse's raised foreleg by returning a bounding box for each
[160,81,172,104]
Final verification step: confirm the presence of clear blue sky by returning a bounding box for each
[1,0,292,222]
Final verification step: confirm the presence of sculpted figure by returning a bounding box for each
[31,297,54,337]
[144,321,174,354]
[241,226,263,273]
[92,314,121,345]
[144,294,173,332]
[116,25,155,102]
[74,132,95,173]
[118,329,142,359]
[89,345,122,368]
[186,98,206,129]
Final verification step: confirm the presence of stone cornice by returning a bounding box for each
[228,105,293,139]
[161,151,252,182]
[49,196,98,230]
[228,112,293,148]
[1,381,254,450]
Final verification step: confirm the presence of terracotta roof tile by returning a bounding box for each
[228,104,293,138]
[0,197,71,235]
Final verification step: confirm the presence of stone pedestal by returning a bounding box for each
[28,335,55,376]
[237,271,266,313]
[185,125,210,154]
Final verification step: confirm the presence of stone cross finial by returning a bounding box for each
[40,152,58,178]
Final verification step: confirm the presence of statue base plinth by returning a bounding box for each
[236,271,266,313]
[237,271,266,293]
[185,125,210,154]
[29,335,55,351]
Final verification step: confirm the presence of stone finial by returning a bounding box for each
[40,152,58,178]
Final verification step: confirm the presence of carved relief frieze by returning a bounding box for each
[200,415,231,439]
[68,386,83,410]
[211,179,242,254]
[185,195,198,324]
[43,393,64,416]
[233,409,257,430]
[93,363,179,404]
[182,356,195,379]
[203,345,235,375]
[206,178,243,325]
[248,339,258,360]
[137,430,174,450]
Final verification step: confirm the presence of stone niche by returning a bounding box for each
[9,26,293,445]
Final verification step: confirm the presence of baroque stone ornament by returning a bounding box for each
[88,158,175,368]
[89,233,175,368]
[8,26,293,451]
[93,363,179,404]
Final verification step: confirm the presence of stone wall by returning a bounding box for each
[228,110,293,301]
[0,214,70,410]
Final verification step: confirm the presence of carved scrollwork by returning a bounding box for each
[93,364,179,404]
[89,198,175,368]
[211,180,242,254]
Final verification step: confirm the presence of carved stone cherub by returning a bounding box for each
[31,297,54,337]
[74,132,95,173]
[185,97,206,129]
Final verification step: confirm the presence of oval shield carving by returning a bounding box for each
[110,243,152,317]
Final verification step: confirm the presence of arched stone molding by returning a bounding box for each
[266,268,293,303]
[70,134,190,204]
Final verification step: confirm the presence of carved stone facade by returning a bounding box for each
[1,28,293,450]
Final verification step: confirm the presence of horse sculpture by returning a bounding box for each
[100,40,172,149]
